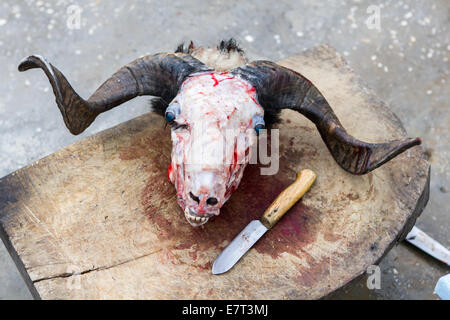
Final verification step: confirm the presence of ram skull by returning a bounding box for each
[18,40,421,226]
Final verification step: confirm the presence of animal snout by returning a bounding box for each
[189,192,219,206]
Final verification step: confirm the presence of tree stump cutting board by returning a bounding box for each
[0,45,430,299]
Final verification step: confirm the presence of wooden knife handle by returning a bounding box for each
[260,169,316,229]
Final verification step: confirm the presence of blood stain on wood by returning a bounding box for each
[119,130,332,266]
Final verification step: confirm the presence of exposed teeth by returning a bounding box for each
[184,207,210,226]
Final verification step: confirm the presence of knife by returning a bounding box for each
[212,169,316,275]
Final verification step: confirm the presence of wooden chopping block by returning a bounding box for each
[0,45,430,299]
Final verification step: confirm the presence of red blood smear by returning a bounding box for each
[210,73,235,87]
[141,162,323,261]
[233,143,238,169]
[245,86,259,105]
[224,184,236,199]
[119,115,339,283]
[234,79,260,105]
[167,163,173,181]
[211,74,219,87]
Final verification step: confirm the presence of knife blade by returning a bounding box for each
[406,226,450,266]
[212,169,316,275]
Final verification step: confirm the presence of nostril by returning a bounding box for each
[207,197,218,206]
[189,192,200,204]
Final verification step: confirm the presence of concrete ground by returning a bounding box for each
[0,0,448,300]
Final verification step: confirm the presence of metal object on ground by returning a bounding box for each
[406,226,450,266]
[434,274,450,300]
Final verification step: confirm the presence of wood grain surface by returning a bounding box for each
[0,45,430,299]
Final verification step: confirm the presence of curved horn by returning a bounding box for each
[18,53,210,135]
[232,61,421,175]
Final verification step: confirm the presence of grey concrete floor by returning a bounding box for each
[0,0,448,300]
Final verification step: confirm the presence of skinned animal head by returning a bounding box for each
[18,39,421,226]
[167,71,263,225]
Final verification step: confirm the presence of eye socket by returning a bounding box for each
[165,111,175,123]
[165,103,181,123]
[255,124,264,135]
[171,121,189,131]
[253,115,265,135]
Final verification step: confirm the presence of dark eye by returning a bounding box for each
[171,121,189,130]
[165,111,175,123]
[165,103,180,123]
[255,124,264,135]
[253,115,265,135]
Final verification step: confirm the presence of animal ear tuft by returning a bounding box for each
[149,97,169,116]
[175,41,195,54]
[218,38,244,54]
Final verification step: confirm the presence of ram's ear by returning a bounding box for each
[231,61,421,174]
[19,53,210,135]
